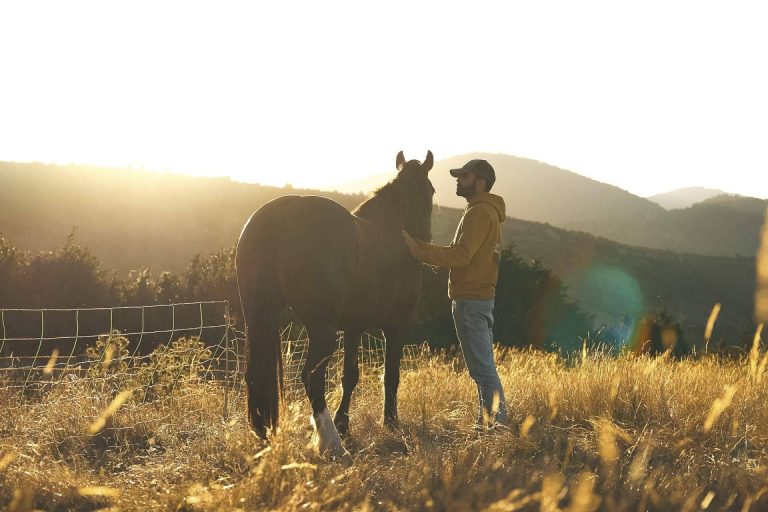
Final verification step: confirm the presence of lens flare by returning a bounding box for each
[570,264,644,348]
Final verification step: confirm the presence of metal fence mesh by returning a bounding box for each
[0,301,422,403]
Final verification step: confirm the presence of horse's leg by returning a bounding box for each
[334,328,362,436]
[382,325,407,429]
[302,322,349,459]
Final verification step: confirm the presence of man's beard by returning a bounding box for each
[456,182,474,198]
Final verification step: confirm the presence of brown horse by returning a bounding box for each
[236,150,434,458]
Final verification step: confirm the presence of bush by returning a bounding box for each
[138,337,213,400]
[85,331,131,379]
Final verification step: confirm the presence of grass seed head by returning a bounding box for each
[704,303,722,343]
[42,349,59,375]
[88,389,132,434]
[703,385,737,433]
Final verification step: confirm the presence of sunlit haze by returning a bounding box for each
[1,1,766,198]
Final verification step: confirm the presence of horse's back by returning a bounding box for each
[237,196,357,320]
[238,195,354,249]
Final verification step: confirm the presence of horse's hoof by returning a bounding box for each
[383,416,400,431]
[328,447,354,466]
[334,412,350,437]
[336,425,350,438]
[311,408,346,458]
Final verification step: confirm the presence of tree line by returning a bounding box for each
[1,232,689,359]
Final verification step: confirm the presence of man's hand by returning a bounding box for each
[402,230,422,259]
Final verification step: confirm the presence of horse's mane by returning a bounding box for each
[352,171,432,241]
[352,179,397,218]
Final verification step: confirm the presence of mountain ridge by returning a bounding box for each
[647,186,727,210]
[425,153,765,257]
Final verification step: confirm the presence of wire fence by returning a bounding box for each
[278,324,424,400]
[0,301,423,404]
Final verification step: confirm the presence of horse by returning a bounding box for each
[236,150,434,458]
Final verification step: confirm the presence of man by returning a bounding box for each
[402,159,508,426]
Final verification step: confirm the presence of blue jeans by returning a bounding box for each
[452,298,508,425]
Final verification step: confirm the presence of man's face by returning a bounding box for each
[456,173,477,198]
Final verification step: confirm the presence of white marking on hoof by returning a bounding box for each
[311,408,349,461]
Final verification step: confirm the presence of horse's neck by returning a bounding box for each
[353,214,401,246]
[353,200,410,265]
[353,216,412,272]
[353,191,403,232]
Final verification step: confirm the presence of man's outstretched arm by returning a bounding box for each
[402,208,490,269]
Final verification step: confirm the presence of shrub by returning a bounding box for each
[137,337,213,400]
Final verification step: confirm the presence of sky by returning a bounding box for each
[1,1,766,198]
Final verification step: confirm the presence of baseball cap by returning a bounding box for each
[449,159,496,188]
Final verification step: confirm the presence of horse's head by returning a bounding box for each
[395,150,434,241]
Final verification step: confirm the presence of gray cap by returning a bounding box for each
[449,159,496,188]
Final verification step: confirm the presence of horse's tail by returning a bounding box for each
[236,198,301,438]
[240,288,284,439]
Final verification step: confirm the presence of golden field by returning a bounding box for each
[2,341,768,512]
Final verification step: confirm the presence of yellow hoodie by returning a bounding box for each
[415,192,506,299]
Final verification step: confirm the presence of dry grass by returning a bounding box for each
[3,346,768,511]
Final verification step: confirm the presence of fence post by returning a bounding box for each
[131,306,146,358]
[0,309,5,358]
[223,301,230,420]
[65,309,79,369]
[169,303,176,346]
[24,310,45,387]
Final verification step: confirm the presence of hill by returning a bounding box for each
[429,153,665,226]
[0,162,366,273]
[0,161,758,343]
[647,186,726,210]
[337,153,766,257]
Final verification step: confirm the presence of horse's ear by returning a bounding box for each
[396,151,406,171]
[422,151,434,173]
